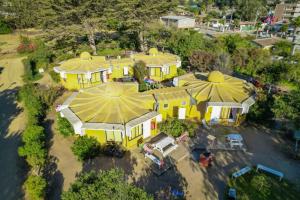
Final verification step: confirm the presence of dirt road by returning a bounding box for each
[0,35,26,200]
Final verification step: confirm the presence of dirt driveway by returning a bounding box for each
[0,46,26,199]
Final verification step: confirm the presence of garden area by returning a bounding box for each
[227,170,300,200]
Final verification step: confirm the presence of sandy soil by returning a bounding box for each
[46,92,82,200]
[0,40,26,199]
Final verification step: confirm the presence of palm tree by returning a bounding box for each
[290,16,300,55]
[255,22,262,39]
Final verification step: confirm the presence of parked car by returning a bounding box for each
[102,144,126,158]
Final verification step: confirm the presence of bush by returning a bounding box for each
[24,175,46,200]
[17,36,36,54]
[177,68,187,76]
[57,114,74,137]
[49,70,61,83]
[139,82,148,92]
[159,118,197,137]
[134,61,148,84]
[0,19,12,34]
[71,136,101,161]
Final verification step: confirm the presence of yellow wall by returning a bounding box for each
[61,74,81,90]
[158,97,190,120]
[111,65,134,79]
[85,129,107,145]
[148,65,178,81]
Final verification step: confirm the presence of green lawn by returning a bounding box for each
[227,171,300,200]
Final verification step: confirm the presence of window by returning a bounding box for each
[164,66,170,75]
[106,130,122,142]
[163,103,169,109]
[129,124,143,140]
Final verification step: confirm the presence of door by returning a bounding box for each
[178,108,186,119]
[102,71,107,82]
[143,120,151,139]
[123,67,128,75]
[211,106,221,122]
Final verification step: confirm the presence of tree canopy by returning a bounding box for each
[62,169,153,200]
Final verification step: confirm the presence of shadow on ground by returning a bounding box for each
[0,88,27,200]
[134,159,187,200]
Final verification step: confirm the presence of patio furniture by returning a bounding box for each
[152,134,178,157]
[256,164,284,181]
[226,133,243,148]
[232,166,252,178]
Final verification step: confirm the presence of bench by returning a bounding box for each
[256,164,284,181]
[232,166,252,178]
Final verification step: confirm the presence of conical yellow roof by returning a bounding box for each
[184,72,254,103]
[69,83,155,124]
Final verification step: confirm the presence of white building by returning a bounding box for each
[160,16,195,29]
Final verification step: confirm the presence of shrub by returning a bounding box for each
[159,118,197,137]
[139,82,148,92]
[177,68,187,76]
[17,36,36,54]
[71,136,101,161]
[49,70,61,83]
[24,175,47,200]
[57,114,74,137]
[250,174,271,198]
[0,19,12,34]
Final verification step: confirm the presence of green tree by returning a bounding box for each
[235,0,266,21]
[272,41,292,57]
[168,30,205,64]
[280,24,289,38]
[290,16,300,55]
[71,136,101,161]
[57,114,74,137]
[62,169,152,200]
[24,175,47,200]
[134,61,148,83]
[272,90,300,127]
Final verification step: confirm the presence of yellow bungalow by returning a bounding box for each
[59,82,161,149]
[59,71,255,149]
[178,71,256,126]
[54,48,181,90]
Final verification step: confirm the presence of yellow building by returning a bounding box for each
[54,48,181,90]
[177,71,256,126]
[59,71,255,149]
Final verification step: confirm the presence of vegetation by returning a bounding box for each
[71,136,101,161]
[57,114,74,137]
[0,19,12,34]
[62,169,153,200]
[134,61,148,84]
[24,175,47,200]
[159,118,198,137]
[227,171,300,200]
[18,83,63,198]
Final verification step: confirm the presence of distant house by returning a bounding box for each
[252,37,281,50]
[274,3,300,22]
[160,16,195,29]
[239,21,256,32]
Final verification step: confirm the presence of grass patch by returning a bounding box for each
[277,81,298,91]
[227,171,299,200]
